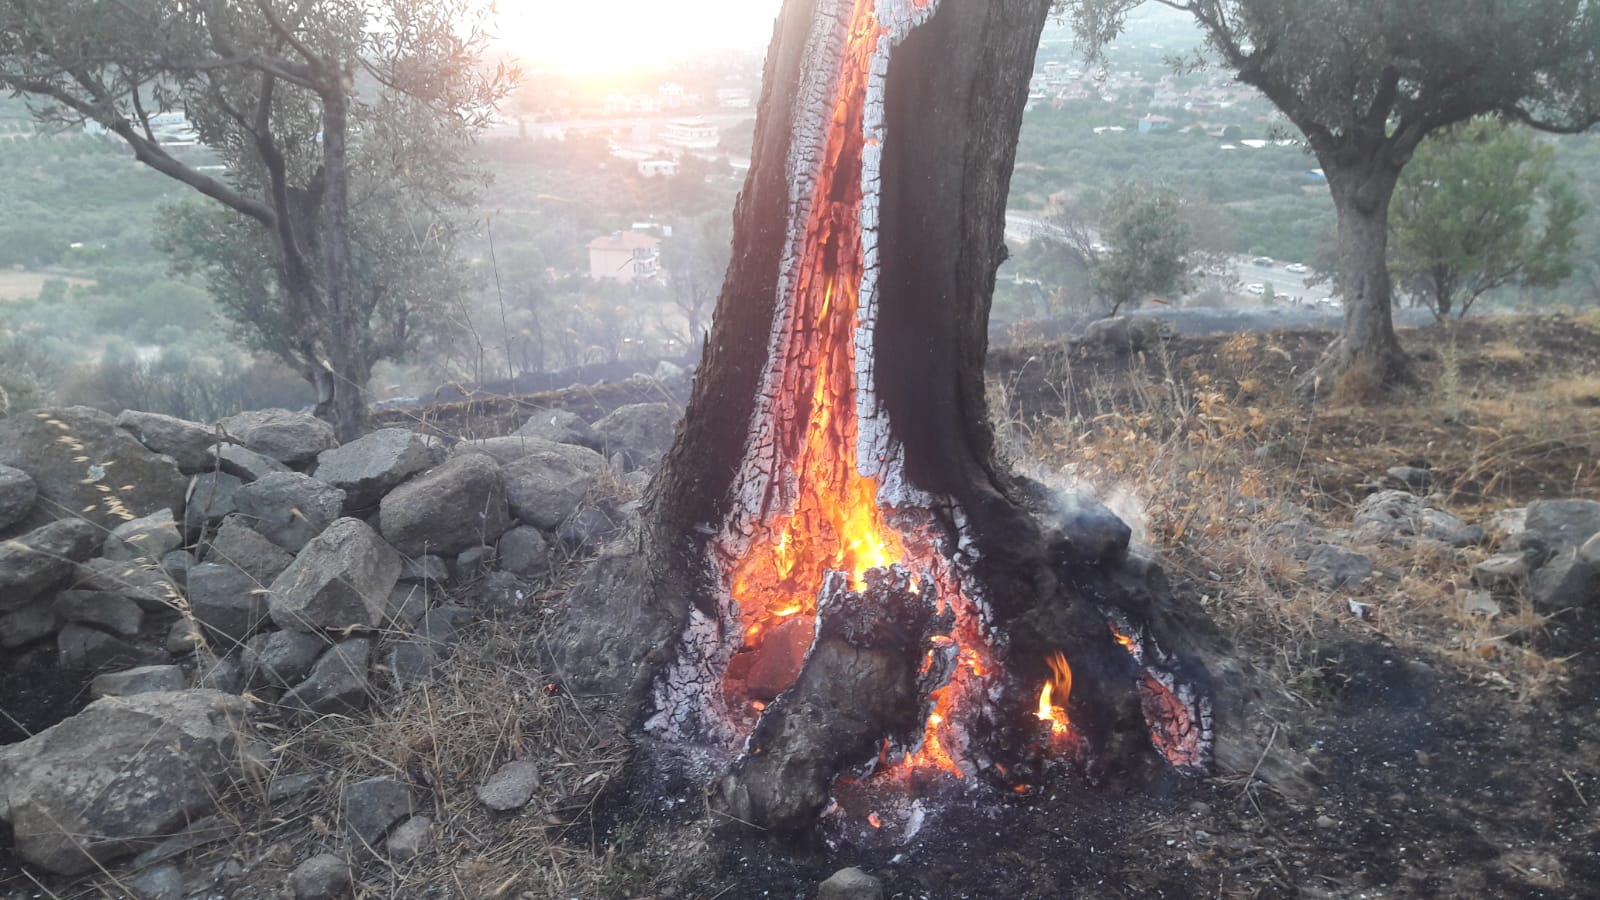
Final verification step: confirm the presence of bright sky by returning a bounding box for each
[495,1,786,72]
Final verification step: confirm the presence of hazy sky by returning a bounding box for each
[497,1,786,71]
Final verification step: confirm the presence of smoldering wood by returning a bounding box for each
[715,565,951,832]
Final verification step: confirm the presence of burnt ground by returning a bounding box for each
[5,313,1599,899]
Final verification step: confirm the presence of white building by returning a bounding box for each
[716,88,753,109]
[637,158,679,178]
[662,117,720,151]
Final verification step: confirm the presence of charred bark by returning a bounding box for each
[551,0,1288,840]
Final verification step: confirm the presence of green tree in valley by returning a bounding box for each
[1390,120,1586,320]
[0,0,510,439]
[1053,181,1194,316]
[1054,0,1600,397]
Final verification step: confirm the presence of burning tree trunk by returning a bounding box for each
[552,0,1276,840]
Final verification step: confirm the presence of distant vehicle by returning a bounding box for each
[1284,262,1309,274]
[1251,256,1274,266]
[1315,296,1341,309]
[1246,283,1266,295]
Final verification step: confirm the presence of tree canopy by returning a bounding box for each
[1054,0,1600,395]
[1390,119,1587,320]
[0,0,511,438]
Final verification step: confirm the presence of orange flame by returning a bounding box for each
[1035,651,1073,735]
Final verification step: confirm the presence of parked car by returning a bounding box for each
[1251,256,1274,267]
[1246,283,1266,295]
[1285,262,1309,274]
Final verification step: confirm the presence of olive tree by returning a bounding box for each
[0,0,511,439]
[1054,0,1600,397]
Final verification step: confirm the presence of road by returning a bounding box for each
[483,112,754,142]
[1005,212,1323,302]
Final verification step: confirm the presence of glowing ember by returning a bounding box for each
[1034,651,1073,735]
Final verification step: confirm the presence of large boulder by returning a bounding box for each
[0,518,101,612]
[280,637,372,717]
[269,518,401,633]
[202,515,295,584]
[186,561,272,645]
[103,508,183,563]
[379,454,512,557]
[514,409,602,451]
[1524,499,1600,556]
[449,435,598,467]
[312,427,436,511]
[0,690,253,875]
[591,402,680,471]
[0,463,38,531]
[216,409,338,466]
[73,557,185,613]
[114,410,219,473]
[183,471,245,534]
[209,443,291,482]
[0,407,188,529]
[242,630,331,689]
[234,472,346,552]
[502,445,607,530]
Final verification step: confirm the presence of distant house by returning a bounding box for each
[662,117,720,151]
[1138,114,1173,134]
[716,88,752,109]
[637,158,678,178]
[587,231,661,283]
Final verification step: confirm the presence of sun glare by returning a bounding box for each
[494,0,782,74]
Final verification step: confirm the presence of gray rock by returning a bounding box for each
[454,543,498,579]
[497,526,551,579]
[57,623,153,670]
[268,518,401,633]
[384,641,438,689]
[416,606,473,651]
[471,570,529,619]
[399,554,449,586]
[210,443,291,482]
[216,409,338,466]
[1353,490,1425,541]
[1046,491,1133,565]
[0,463,37,530]
[289,853,351,900]
[0,518,101,611]
[502,447,606,530]
[192,652,243,694]
[312,427,435,511]
[54,590,144,636]
[183,471,244,533]
[243,630,332,689]
[383,582,428,631]
[1420,508,1483,548]
[1529,532,1600,610]
[281,638,372,717]
[379,453,512,557]
[1078,315,1171,353]
[1462,591,1502,617]
[90,665,188,698]
[186,562,271,645]
[818,866,885,900]
[1304,544,1373,590]
[115,410,219,473]
[476,759,539,811]
[203,514,295,583]
[0,600,60,648]
[160,550,194,587]
[126,863,185,900]
[74,557,185,612]
[0,690,252,875]
[341,776,414,847]
[103,508,183,563]
[514,409,602,451]
[0,406,188,529]
[234,472,346,552]
[166,618,203,654]
[450,435,602,467]
[1474,553,1531,592]
[653,359,687,384]
[556,505,624,553]
[591,402,679,471]
[1385,466,1433,490]
[386,814,433,861]
[1525,499,1600,555]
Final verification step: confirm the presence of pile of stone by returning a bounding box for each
[0,400,680,884]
